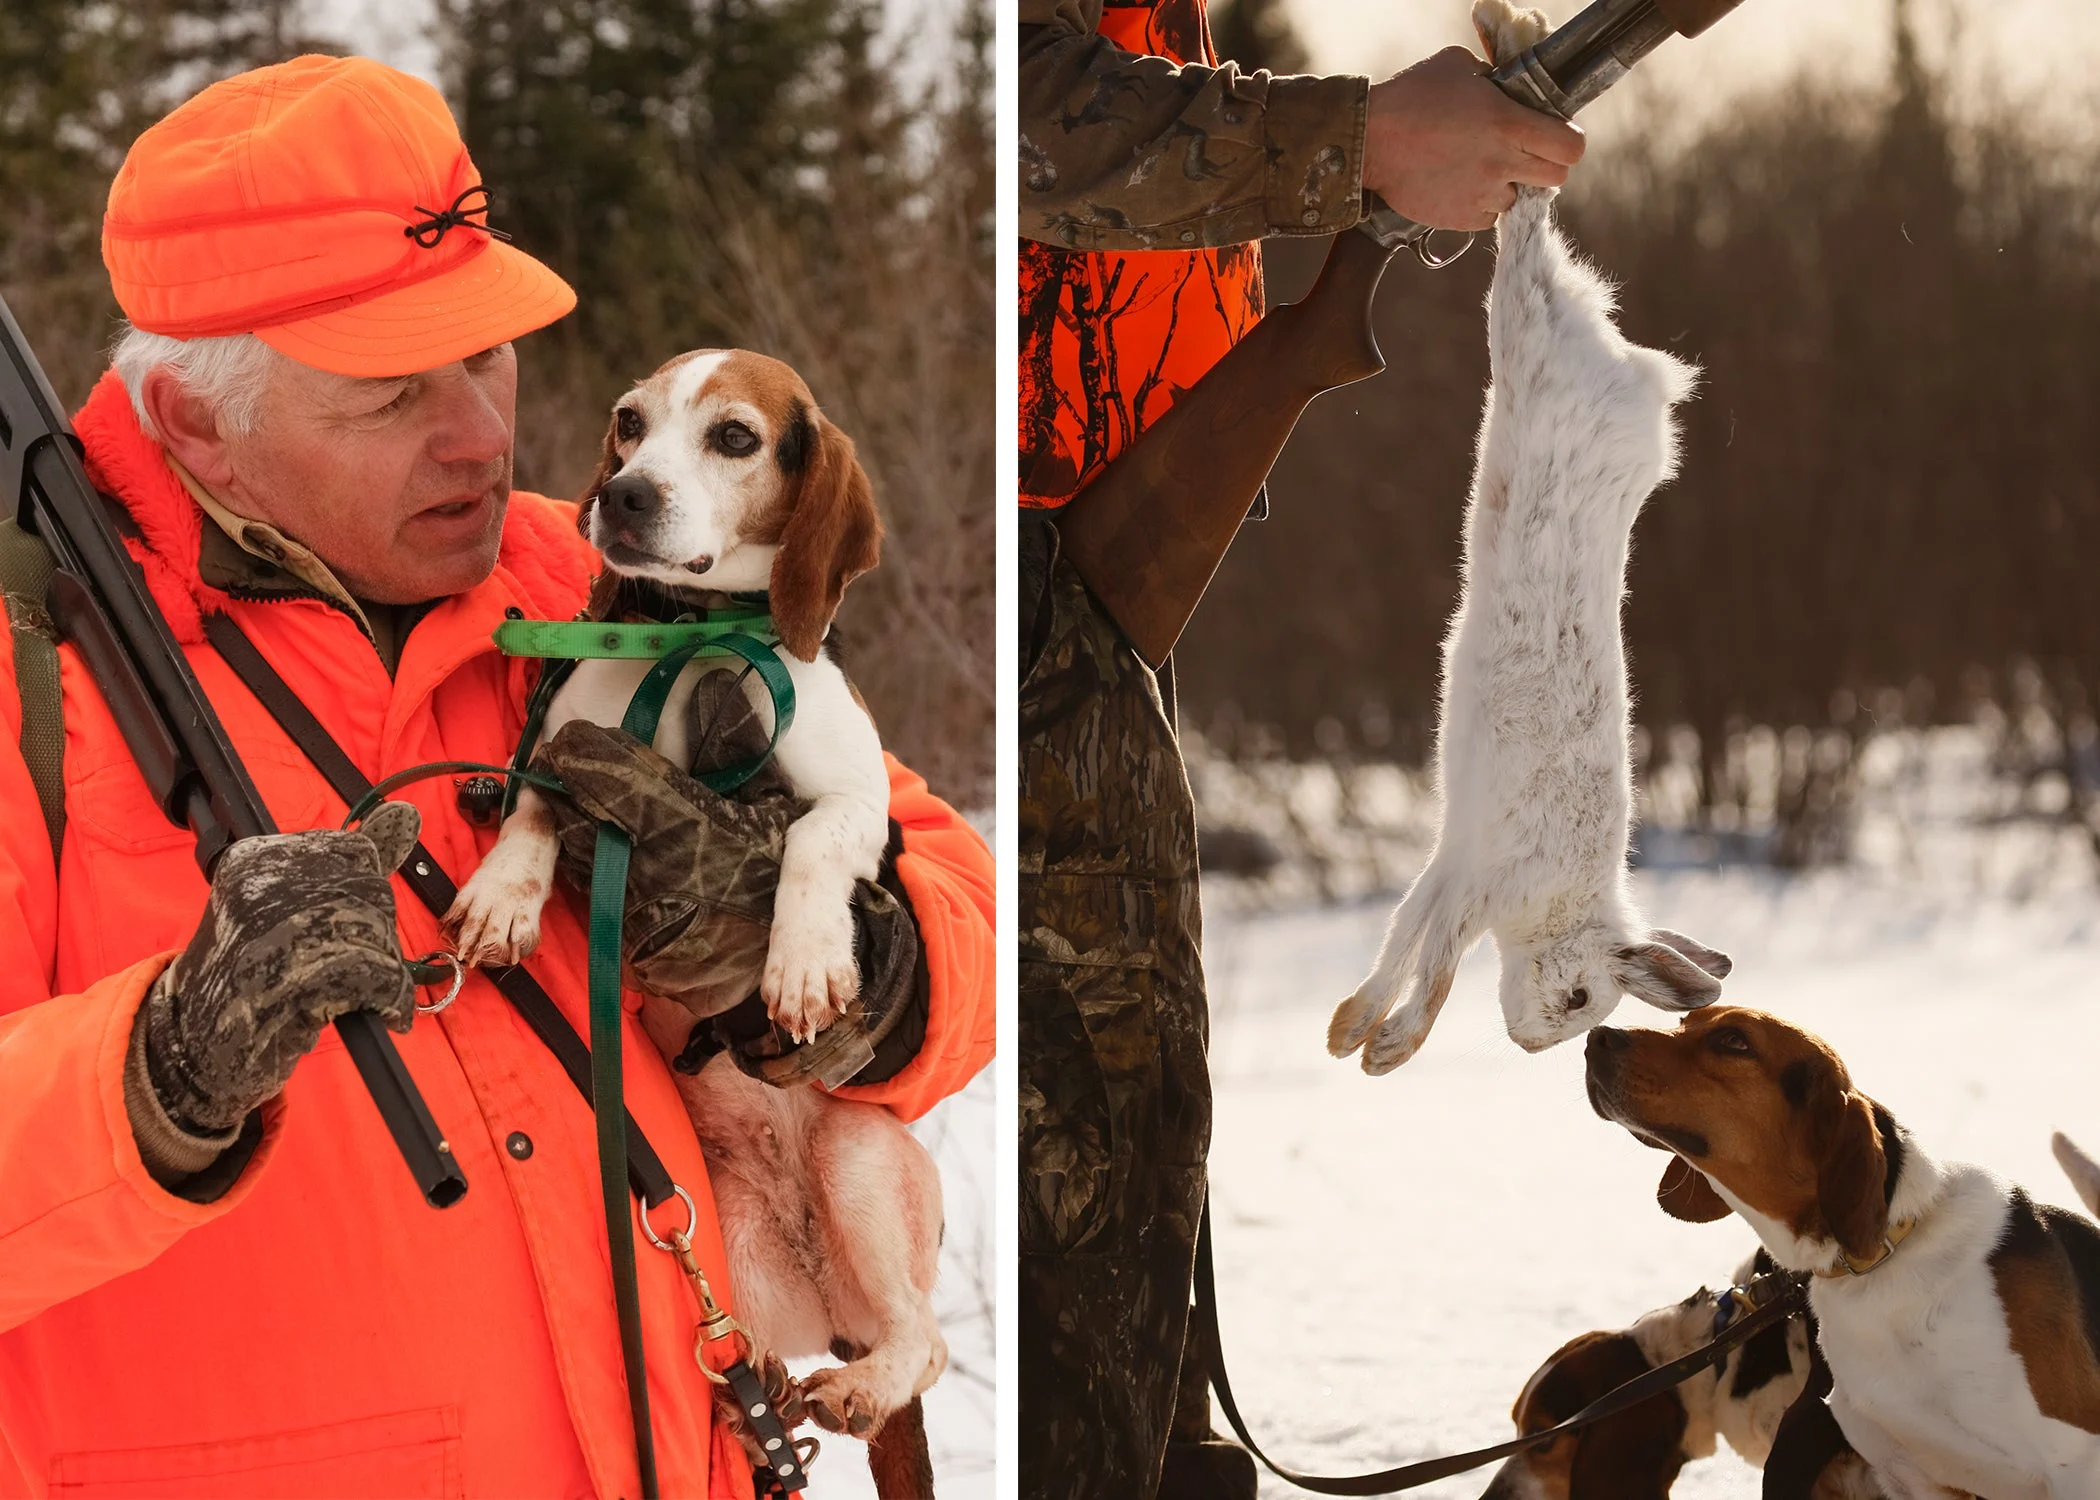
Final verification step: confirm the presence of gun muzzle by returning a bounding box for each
[1499,0,1748,119]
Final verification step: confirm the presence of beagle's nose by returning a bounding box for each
[1587,1026,1631,1056]
[599,472,662,525]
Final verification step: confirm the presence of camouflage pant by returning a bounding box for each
[1019,515,1215,1500]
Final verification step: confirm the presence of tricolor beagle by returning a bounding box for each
[446,350,944,1492]
[1586,1007,2100,1500]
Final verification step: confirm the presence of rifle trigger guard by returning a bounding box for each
[1415,229,1476,270]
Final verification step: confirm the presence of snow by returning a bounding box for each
[1200,773,2100,1495]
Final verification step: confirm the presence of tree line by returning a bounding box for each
[1183,2,2100,839]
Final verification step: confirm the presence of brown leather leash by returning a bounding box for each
[1193,1200,1811,1493]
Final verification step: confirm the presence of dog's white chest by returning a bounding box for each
[565,655,775,773]
[1821,1271,2093,1499]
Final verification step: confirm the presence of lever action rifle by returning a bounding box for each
[1055,0,1751,669]
[0,293,468,1210]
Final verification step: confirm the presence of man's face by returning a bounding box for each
[213,344,518,604]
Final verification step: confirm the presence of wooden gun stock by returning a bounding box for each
[1055,227,1401,668]
[1049,0,1752,669]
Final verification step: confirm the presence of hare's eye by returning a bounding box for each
[1710,1027,1753,1055]
[711,420,760,457]
[1567,987,1590,1011]
[615,407,644,443]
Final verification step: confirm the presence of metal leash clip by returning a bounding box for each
[406,950,465,1014]
[639,1186,814,1491]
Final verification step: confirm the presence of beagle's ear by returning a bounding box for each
[1613,940,1725,1013]
[577,408,624,539]
[1657,1156,1732,1223]
[770,409,881,662]
[1812,1074,1888,1262]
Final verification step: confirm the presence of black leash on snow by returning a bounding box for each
[1193,1201,1811,1494]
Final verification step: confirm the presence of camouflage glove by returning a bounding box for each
[137,801,421,1137]
[534,671,924,1088]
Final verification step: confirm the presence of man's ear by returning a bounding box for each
[769,409,881,662]
[1657,1156,1732,1223]
[140,366,236,487]
[1812,1074,1888,1262]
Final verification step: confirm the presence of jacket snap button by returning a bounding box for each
[506,1131,533,1160]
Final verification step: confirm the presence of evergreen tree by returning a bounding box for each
[1209,0,1309,75]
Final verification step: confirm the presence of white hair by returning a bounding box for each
[109,324,283,441]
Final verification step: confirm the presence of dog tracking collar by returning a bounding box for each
[493,611,796,797]
[492,604,777,660]
[1814,1215,1919,1279]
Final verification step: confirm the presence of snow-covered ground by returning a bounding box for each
[1200,759,2100,1496]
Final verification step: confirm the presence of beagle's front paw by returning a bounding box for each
[761,894,859,1043]
[445,823,555,967]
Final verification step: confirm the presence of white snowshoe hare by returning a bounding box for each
[1329,0,1732,1076]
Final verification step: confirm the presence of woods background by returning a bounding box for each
[0,0,994,806]
[1189,0,2100,873]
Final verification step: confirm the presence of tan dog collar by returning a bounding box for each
[1815,1215,1919,1278]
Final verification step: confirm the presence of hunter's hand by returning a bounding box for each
[1364,46,1586,232]
[138,801,422,1137]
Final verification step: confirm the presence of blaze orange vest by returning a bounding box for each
[1018,0,1265,506]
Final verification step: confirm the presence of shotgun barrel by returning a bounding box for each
[0,293,468,1211]
[1055,0,1750,668]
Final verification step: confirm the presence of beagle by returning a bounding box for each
[445,350,944,1489]
[1480,1248,1884,1499]
[1586,1008,2100,1500]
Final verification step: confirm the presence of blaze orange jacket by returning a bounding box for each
[0,373,995,1499]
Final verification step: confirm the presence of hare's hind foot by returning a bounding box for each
[1472,0,1551,63]
[1329,982,1399,1058]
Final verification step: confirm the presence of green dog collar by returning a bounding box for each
[493,609,778,661]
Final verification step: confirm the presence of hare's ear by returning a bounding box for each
[1657,1156,1732,1223]
[770,408,882,662]
[1613,940,1725,1012]
[1648,928,1733,980]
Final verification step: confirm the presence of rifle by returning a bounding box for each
[1055,0,1751,669]
[0,294,468,1210]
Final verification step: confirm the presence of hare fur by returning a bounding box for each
[1329,1,1731,1076]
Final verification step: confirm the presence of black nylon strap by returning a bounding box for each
[1194,1199,1810,1493]
[723,1358,809,1493]
[204,613,676,1208]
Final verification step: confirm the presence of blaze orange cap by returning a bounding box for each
[103,55,576,377]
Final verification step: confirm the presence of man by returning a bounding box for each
[1017,6,1586,1498]
[0,55,994,1499]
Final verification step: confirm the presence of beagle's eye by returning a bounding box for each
[615,407,644,444]
[1710,1027,1753,1056]
[711,420,760,457]
[1567,987,1590,1011]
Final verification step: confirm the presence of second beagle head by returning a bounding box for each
[1583,1008,1897,1271]
[1480,1322,1697,1500]
[578,349,882,660]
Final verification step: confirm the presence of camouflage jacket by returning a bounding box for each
[1018,0,1369,251]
